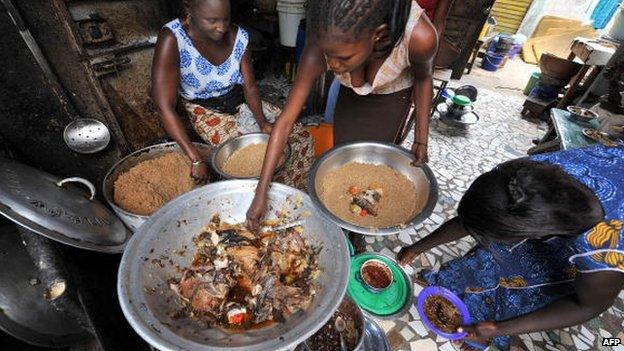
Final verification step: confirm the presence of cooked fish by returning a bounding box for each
[169,215,320,329]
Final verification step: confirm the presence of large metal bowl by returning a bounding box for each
[304,296,365,351]
[102,142,212,232]
[308,142,438,235]
[117,180,350,351]
[211,133,292,179]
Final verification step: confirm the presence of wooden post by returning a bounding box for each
[557,65,590,109]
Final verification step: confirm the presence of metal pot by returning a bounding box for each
[0,225,91,347]
[307,142,438,235]
[304,296,365,351]
[210,133,292,180]
[117,180,350,351]
[436,103,480,126]
[448,104,475,117]
[567,105,599,123]
[102,142,212,232]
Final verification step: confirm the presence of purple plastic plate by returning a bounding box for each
[417,286,471,340]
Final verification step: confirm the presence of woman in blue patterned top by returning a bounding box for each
[397,145,624,350]
[152,0,314,188]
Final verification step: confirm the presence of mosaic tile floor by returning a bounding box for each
[257,74,624,351]
[371,87,624,351]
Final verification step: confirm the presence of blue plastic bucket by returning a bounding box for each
[481,51,505,72]
[507,43,523,59]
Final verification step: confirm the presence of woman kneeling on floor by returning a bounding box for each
[398,145,624,350]
[151,0,314,188]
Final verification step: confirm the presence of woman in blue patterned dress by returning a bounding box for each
[151,0,314,189]
[397,145,624,350]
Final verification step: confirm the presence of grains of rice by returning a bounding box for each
[221,143,284,178]
[113,153,195,216]
[319,162,417,228]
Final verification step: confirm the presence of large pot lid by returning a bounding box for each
[0,159,130,253]
[0,225,91,346]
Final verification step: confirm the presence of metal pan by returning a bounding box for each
[118,180,351,351]
[102,142,212,232]
[307,142,438,235]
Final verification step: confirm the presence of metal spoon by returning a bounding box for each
[64,118,111,154]
[259,220,305,233]
[335,316,348,351]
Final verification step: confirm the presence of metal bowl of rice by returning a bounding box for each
[308,142,438,235]
[210,133,292,180]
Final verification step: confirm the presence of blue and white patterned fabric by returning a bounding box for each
[532,145,624,273]
[422,145,624,350]
[164,19,248,100]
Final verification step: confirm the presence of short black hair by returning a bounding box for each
[307,0,411,55]
[458,159,604,241]
[182,0,229,25]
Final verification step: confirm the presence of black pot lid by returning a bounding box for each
[0,225,91,346]
[0,159,130,253]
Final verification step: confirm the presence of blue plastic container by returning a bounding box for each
[323,77,341,123]
[295,19,306,65]
[481,51,505,72]
[417,286,471,340]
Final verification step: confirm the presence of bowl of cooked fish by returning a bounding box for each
[117,180,350,351]
[308,142,438,235]
[211,133,291,179]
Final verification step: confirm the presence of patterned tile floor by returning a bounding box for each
[376,86,624,351]
[258,74,624,351]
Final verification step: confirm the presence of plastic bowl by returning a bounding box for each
[417,286,471,340]
[567,106,599,123]
[360,259,394,292]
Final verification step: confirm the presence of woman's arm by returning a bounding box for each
[152,29,208,183]
[408,16,438,165]
[397,217,469,265]
[246,41,326,229]
[463,271,624,342]
[432,0,454,39]
[240,48,271,133]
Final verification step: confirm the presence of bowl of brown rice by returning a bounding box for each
[307,142,438,235]
[210,133,291,179]
[103,142,212,232]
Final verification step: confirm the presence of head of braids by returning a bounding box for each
[181,0,197,28]
[308,0,411,56]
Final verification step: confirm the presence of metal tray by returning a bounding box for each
[118,180,351,351]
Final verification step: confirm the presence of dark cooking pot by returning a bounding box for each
[0,225,91,347]
[448,95,474,117]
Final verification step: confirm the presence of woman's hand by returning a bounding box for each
[246,191,268,231]
[190,162,209,185]
[459,321,498,345]
[397,245,422,266]
[411,142,429,166]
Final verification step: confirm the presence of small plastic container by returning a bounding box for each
[417,286,471,340]
[277,0,306,47]
[524,72,541,96]
[481,51,505,72]
[348,253,412,319]
[360,259,394,292]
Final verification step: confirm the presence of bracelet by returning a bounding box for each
[191,160,205,167]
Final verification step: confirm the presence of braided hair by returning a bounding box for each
[458,159,604,242]
[308,0,411,55]
[181,0,199,27]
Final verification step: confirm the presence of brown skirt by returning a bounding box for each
[333,85,412,145]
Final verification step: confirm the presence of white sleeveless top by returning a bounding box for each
[164,19,249,100]
[334,1,424,95]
